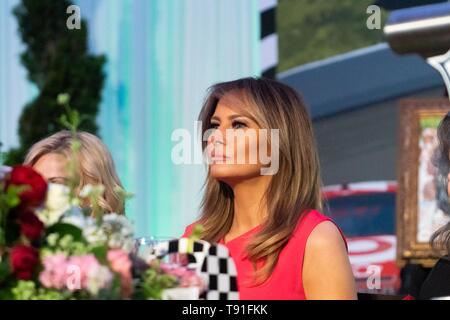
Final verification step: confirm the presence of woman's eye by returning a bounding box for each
[48,177,68,185]
[232,121,247,129]
[209,123,219,129]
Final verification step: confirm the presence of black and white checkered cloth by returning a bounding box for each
[154,238,239,300]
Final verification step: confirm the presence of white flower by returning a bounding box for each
[79,185,93,198]
[61,208,91,227]
[60,210,134,252]
[102,213,134,233]
[62,213,108,245]
[86,265,113,296]
[61,213,86,229]
[162,287,200,300]
[83,223,108,245]
[99,213,134,252]
[36,183,71,226]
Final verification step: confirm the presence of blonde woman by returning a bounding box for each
[183,77,356,300]
[24,130,124,215]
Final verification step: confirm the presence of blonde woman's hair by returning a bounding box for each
[24,130,125,214]
[198,77,323,284]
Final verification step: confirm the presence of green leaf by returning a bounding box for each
[188,224,204,253]
[5,219,20,246]
[59,114,71,129]
[190,224,204,241]
[90,245,107,264]
[5,185,29,208]
[0,256,11,283]
[5,195,20,208]
[0,228,5,247]
[0,287,14,300]
[57,93,70,106]
[45,223,84,242]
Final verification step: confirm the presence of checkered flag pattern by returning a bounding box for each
[154,238,239,300]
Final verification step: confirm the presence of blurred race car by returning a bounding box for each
[323,181,400,294]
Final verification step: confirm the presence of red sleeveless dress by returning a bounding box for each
[182,210,347,300]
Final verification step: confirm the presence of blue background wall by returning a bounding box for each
[0,0,262,237]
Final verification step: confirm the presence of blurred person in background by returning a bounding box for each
[24,130,125,215]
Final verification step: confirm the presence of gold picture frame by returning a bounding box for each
[397,98,450,267]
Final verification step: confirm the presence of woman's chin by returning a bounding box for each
[209,163,236,179]
[209,164,262,182]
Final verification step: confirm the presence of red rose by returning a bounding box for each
[5,165,47,208]
[10,245,39,280]
[17,209,44,241]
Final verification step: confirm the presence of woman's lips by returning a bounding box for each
[210,157,229,163]
[209,149,230,162]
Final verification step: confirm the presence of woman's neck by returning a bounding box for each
[228,175,271,234]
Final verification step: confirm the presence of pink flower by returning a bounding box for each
[160,263,205,291]
[68,254,112,295]
[39,253,112,296]
[179,272,204,289]
[40,254,69,289]
[107,249,133,298]
[68,255,97,290]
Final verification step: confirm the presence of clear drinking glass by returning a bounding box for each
[133,236,190,266]
[133,236,173,259]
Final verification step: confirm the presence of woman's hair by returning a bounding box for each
[24,130,125,215]
[431,112,450,254]
[197,77,323,284]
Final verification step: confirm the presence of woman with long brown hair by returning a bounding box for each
[183,77,356,299]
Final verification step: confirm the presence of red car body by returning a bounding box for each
[322,181,401,294]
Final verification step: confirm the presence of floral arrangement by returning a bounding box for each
[0,94,205,300]
[0,165,204,300]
